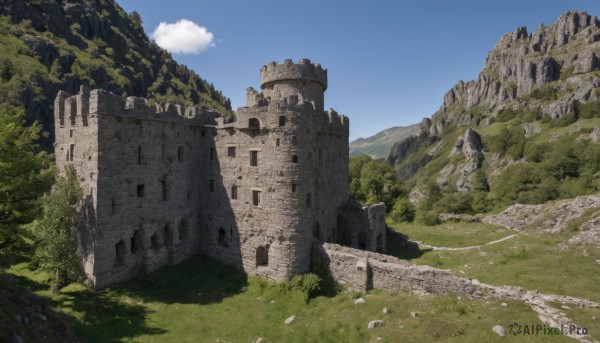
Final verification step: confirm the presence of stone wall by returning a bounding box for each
[314,242,478,294]
[55,59,365,289]
[338,200,386,253]
[56,87,220,288]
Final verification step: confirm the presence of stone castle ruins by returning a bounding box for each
[54,59,387,289]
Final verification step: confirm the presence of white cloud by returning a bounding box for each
[151,19,215,54]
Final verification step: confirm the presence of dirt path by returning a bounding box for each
[417,233,518,251]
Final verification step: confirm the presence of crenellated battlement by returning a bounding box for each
[260,58,328,90]
[54,86,220,127]
[54,59,358,290]
[325,108,349,134]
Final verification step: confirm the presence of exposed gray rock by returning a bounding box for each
[590,127,600,143]
[492,325,506,338]
[284,315,295,325]
[542,100,575,119]
[575,50,599,73]
[382,307,389,314]
[443,128,484,191]
[524,122,541,137]
[482,193,600,232]
[368,320,384,329]
[426,10,600,136]
[410,312,421,318]
[438,213,481,222]
[354,298,366,305]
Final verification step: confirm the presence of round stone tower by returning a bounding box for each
[260,58,327,112]
[210,59,346,281]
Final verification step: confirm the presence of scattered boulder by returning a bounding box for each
[493,325,507,338]
[284,315,295,325]
[439,213,481,223]
[410,312,421,318]
[368,320,384,329]
[382,307,389,314]
[354,298,365,305]
[501,303,508,307]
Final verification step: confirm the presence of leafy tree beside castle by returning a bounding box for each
[0,105,53,266]
[349,155,408,211]
[31,166,83,292]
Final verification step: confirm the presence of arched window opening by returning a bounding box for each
[218,227,228,247]
[179,219,188,241]
[249,118,260,129]
[358,233,367,250]
[256,246,269,267]
[163,225,172,247]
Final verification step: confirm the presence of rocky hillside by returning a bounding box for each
[424,10,600,134]
[386,10,600,215]
[0,0,232,148]
[350,124,418,159]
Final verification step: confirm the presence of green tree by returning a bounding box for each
[0,105,52,265]
[32,167,82,291]
[391,198,416,223]
[359,160,403,209]
[348,154,372,201]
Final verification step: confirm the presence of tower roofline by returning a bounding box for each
[260,58,328,90]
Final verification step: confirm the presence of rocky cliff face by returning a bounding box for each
[390,11,600,196]
[423,11,600,134]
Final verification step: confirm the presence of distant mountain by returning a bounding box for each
[0,0,232,148]
[385,10,600,210]
[350,124,419,159]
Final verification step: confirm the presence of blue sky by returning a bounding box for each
[116,0,600,141]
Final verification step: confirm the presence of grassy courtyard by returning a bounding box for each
[5,253,580,343]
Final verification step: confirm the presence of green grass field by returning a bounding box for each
[6,254,580,343]
[387,221,600,304]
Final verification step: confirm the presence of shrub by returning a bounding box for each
[391,198,416,223]
[496,108,518,122]
[575,101,600,119]
[290,273,321,303]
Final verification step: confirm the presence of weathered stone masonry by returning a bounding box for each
[54,59,387,289]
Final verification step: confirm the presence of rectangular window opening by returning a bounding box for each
[278,115,286,126]
[228,147,236,157]
[161,179,168,201]
[292,155,298,163]
[250,151,258,166]
[137,184,145,197]
[209,147,214,160]
[306,192,312,208]
[252,190,261,207]
[292,183,297,193]
[178,146,184,162]
[209,180,215,192]
[137,145,143,165]
[231,185,238,199]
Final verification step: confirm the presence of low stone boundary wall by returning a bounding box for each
[313,242,478,295]
[312,242,600,309]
